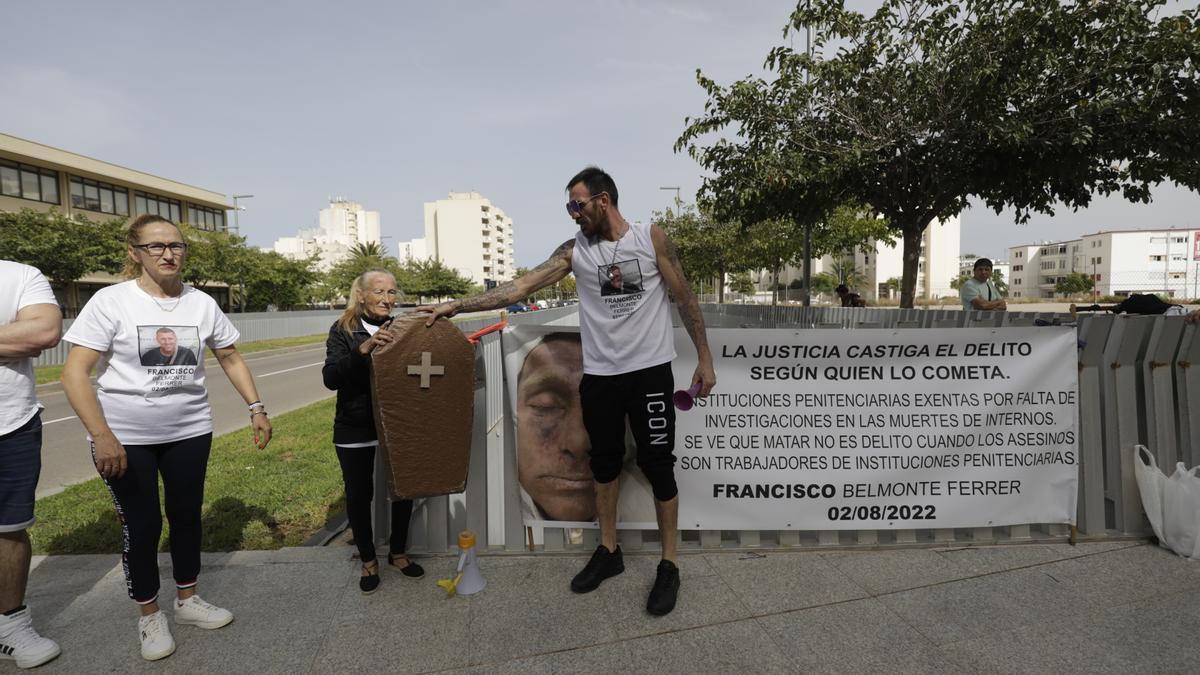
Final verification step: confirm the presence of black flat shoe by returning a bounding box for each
[360,560,381,594]
[388,553,425,579]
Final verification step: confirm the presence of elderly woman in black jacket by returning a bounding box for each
[323,268,423,593]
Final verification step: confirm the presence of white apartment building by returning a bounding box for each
[1008,228,1200,299]
[406,191,516,285]
[750,216,961,302]
[272,198,381,271]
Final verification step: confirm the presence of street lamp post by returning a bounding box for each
[658,186,682,210]
[658,186,706,301]
[231,194,254,312]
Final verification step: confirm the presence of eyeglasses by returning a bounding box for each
[566,193,604,215]
[132,242,189,256]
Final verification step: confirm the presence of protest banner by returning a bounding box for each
[673,327,1079,530]
[503,324,1079,531]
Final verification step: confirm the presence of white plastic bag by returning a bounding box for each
[1132,445,1200,559]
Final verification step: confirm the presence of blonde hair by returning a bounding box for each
[123,214,181,278]
[337,268,396,333]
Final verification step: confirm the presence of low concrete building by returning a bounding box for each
[0,132,232,312]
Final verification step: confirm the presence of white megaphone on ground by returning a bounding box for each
[437,530,486,597]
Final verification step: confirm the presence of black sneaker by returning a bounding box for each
[646,560,680,616]
[570,545,624,593]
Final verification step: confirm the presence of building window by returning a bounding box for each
[186,204,225,231]
[0,159,59,205]
[68,176,129,216]
[1174,237,1187,243]
[135,191,181,222]
[1150,255,1164,262]
[1094,274,1102,281]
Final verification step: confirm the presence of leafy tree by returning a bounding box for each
[810,272,839,298]
[884,277,902,298]
[678,0,1199,308]
[829,258,866,290]
[655,205,742,303]
[728,273,755,297]
[403,258,472,302]
[0,208,125,285]
[558,274,577,299]
[325,248,403,302]
[1055,272,1094,296]
[240,249,321,311]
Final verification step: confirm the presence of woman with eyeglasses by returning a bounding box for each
[61,214,272,661]
[322,269,423,594]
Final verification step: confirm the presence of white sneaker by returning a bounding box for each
[0,607,61,669]
[174,595,233,630]
[138,611,175,661]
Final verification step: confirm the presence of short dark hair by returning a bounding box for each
[974,258,994,270]
[566,166,618,207]
[835,284,849,295]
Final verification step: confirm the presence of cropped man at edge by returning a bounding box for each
[0,260,63,669]
[419,167,716,616]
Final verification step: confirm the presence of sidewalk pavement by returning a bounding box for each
[16,539,1199,673]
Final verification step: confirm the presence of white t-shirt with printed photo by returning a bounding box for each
[0,261,59,435]
[63,280,240,444]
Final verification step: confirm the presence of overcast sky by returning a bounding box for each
[3,0,1195,266]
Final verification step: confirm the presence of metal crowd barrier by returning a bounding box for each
[378,305,1197,553]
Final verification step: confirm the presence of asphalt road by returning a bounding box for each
[33,344,333,498]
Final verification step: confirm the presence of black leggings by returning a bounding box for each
[95,433,212,604]
[335,446,413,563]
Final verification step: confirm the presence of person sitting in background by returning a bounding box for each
[835,284,865,307]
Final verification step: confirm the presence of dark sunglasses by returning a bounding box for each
[565,193,604,215]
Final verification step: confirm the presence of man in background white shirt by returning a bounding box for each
[0,260,63,669]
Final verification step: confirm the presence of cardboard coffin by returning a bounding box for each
[370,315,475,498]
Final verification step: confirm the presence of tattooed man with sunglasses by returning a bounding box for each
[420,166,715,615]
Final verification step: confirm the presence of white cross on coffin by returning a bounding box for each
[407,351,445,388]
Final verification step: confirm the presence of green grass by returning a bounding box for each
[233,333,327,355]
[30,397,345,555]
[33,364,63,385]
[34,333,327,384]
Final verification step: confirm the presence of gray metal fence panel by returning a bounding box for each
[382,305,1200,553]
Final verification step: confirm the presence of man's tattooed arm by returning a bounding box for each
[651,225,715,399]
[418,239,574,324]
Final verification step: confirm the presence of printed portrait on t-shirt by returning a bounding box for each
[598,259,644,297]
[137,325,201,392]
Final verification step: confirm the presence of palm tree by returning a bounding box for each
[349,241,387,259]
[829,257,866,290]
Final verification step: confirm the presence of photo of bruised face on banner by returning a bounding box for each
[503,324,656,527]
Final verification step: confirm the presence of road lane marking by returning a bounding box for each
[40,361,322,423]
[259,361,325,378]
